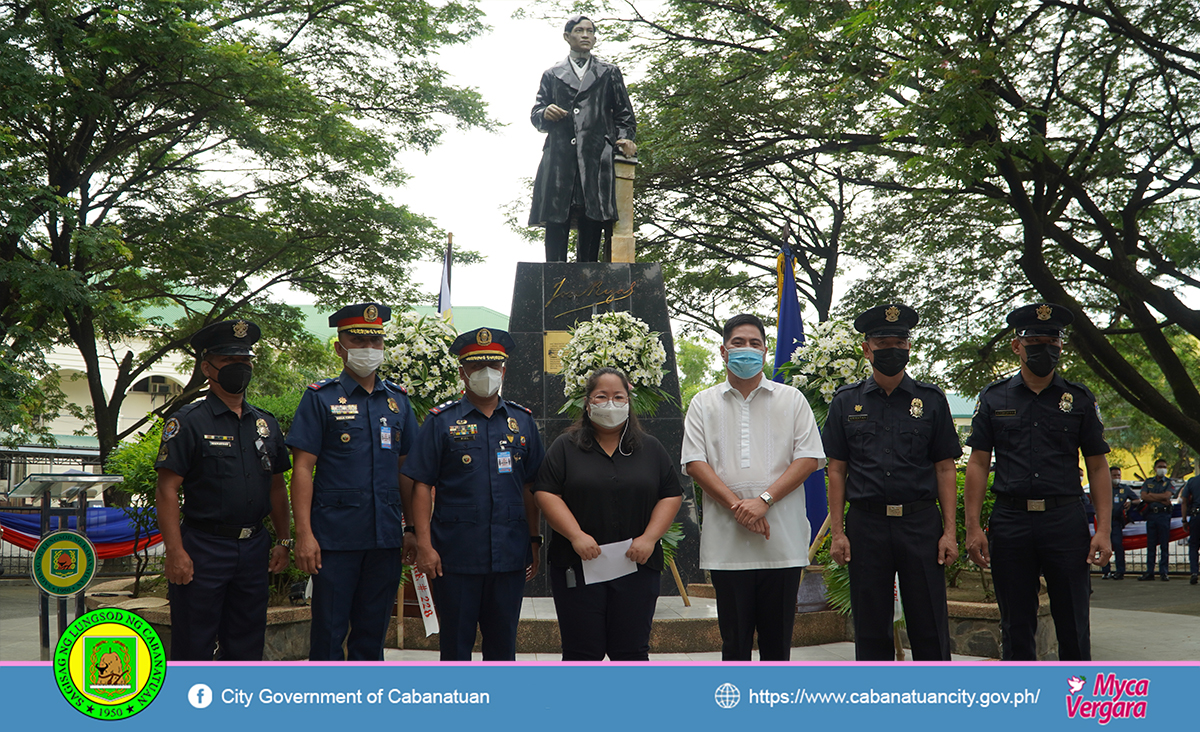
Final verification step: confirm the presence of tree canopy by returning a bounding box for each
[593,0,1200,452]
[1,0,489,460]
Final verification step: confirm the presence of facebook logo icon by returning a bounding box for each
[188,683,213,709]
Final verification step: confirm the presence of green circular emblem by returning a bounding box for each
[32,530,97,597]
[54,607,166,720]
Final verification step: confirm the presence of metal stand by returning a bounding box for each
[6,473,122,659]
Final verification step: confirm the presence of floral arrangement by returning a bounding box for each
[558,311,672,416]
[378,312,461,422]
[774,318,870,427]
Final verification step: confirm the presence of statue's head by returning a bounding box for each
[563,14,595,53]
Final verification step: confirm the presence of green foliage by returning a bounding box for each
[105,419,166,596]
[1,0,491,461]
[675,336,723,411]
[584,0,1200,453]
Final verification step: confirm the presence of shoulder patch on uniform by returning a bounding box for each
[506,400,533,415]
[429,400,456,415]
[308,378,335,390]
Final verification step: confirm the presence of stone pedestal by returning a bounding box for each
[506,262,700,596]
[610,157,637,263]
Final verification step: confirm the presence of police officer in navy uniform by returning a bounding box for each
[1138,458,1175,581]
[964,303,1112,661]
[1180,462,1200,584]
[1103,466,1137,580]
[155,319,292,660]
[286,303,419,661]
[403,327,545,660]
[823,304,962,661]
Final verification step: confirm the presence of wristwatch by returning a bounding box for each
[530,535,544,546]
[759,491,775,507]
[403,526,416,535]
[277,538,295,550]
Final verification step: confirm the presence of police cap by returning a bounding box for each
[329,303,390,335]
[451,328,514,363]
[854,303,919,338]
[1007,302,1073,338]
[190,319,260,358]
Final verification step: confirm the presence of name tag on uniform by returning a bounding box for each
[449,424,477,441]
[330,404,359,415]
[380,423,392,450]
[995,409,1017,417]
[497,450,512,474]
[848,415,868,421]
[204,434,234,446]
[334,415,357,421]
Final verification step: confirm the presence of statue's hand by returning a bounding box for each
[544,104,568,122]
[616,139,637,157]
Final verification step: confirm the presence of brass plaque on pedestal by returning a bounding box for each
[543,331,571,373]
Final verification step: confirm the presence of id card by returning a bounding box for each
[380,424,392,450]
[497,450,512,474]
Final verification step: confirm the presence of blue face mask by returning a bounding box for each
[726,347,765,379]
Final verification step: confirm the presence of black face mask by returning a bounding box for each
[1023,343,1062,377]
[871,347,909,377]
[215,362,253,394]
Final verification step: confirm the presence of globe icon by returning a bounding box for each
[714,682,741,709]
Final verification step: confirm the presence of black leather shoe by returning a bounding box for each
[1112,574,1124,580]
[1162,575,1170,582]
[1138,574,1155,581]
[1191,575,1198,585]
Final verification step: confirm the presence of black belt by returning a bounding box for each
[1146,503,1171,514]
[993,494,1080,512]
[184,516,264,539]
[850,500,936,517]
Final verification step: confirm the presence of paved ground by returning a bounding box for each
[4,573,1199,662]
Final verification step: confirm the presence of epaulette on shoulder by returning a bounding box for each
[1062,378,1096,397]
[247,402,277,419]
[383,379,408,395]
[429,400,457,416]
[833,382,861,396]
[506,400,533,415]
[979,376,1008,395]
[913,379,947,395]
[308,378,335,391]
[171,400,203,419]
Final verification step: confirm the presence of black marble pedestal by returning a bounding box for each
[506,262,701,597]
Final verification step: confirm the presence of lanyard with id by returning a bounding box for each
[380,417,392,450]
[496,447,513,474]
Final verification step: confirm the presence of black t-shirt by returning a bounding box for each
[533,431,683,572]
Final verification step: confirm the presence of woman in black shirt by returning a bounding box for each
[533,367,683,660]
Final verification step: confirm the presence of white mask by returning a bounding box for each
[467,366,503,397]
[1156,467,1168,477]
[345,347,384,377]
[589,402,629,429]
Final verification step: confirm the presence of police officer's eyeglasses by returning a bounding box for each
[590,395,629,405]
[255,438,271,471]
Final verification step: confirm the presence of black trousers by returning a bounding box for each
[549,564,660,661]
[168,524,270,661]
[1106,524,1125,576]
[1144,513,1170,577]
[309,548,404,661]
[544,216,604,262]
[846,505,951,661]
[989,501,1091,661]
[429,570,525,661]
[710,567,803,661]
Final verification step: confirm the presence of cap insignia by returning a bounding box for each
[233,320,249,338]
[1036,304,1052,321]
[365,304,378,322]
[910,398,924,419]
[885,306,900,322]
[477,328,492,346]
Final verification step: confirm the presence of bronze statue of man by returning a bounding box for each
[529,15,637,263]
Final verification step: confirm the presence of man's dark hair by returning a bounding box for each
[722,313,766,343]
[1155,458,1168,467]
[564,367,643,453]
[564,14,593,33]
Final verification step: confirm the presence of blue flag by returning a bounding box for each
[773,247,828,546]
